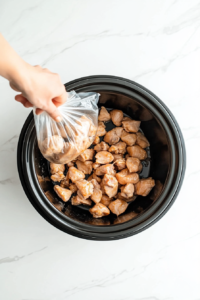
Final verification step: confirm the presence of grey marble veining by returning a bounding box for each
[0,0,199,299]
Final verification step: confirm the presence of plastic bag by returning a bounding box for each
[34,91,99,164]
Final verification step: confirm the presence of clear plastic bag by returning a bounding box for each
[34,91,99,164]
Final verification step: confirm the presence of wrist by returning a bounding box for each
[9,60,34,93]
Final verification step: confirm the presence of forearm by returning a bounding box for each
[0,33,29,86]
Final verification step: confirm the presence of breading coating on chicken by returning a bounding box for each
[95,164,116,176]
[102,174,118,198]
[68,167,85,183]
[110,109,123,126]
[120,183,134,198]
[114,158,126,171]
[94,141,109,152]
[50,163,65,174]
[136,132,150,148]
[104,127,123,145]
[122,120,141,133]
[121,130,137,146]
[115,168,139,185]
[109,199,128,216]
[109,142,126,154]
[100,194,113,206]
[135,178,155,196]
[75,179,94,199]
[77,149,95,162]
[127,145,147,160]
[126,157,141,173]
[71,194,92,206]
[98,107,111,122]
[51,171,65,182]
[95,151,114,164]
[89,203,110,218]
[76,160,93,175]
[54,185,72,202]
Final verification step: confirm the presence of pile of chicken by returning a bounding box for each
[49,107,155,218]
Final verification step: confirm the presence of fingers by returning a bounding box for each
[35,108,44,115]
[15,94,33,108]
[45,101,62,122]
[53,89,67,107]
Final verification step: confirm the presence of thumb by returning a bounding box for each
[45,101,62,122]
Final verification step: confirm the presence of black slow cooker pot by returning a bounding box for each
[17,75,186,240]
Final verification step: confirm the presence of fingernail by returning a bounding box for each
[55,116,62,122]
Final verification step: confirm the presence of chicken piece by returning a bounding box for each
[71,194,92,206]
[109,199,128,216]
[121,183,134,198]
[138,163,143,173]
[116,192,137,202]
[89,203,110,218]
[95,151,114,164]
[121,130,137,146]
[93,172,102,183]
[93,136,100,145]
[77,149,95,162]
[127,145,147,160]
[75,179,94,199]
[54,185,72,202]
[96,164,116,176]
[42,135,64,156]
[116,168,139,185]
[94,141,109,152]
[113,154,123,162]
[114,158,126,171]
[50,163,65,174]
[100,181,105,194]
[90,179,102,203]
[122,120,141,133]
[66,161,74,168]
[126,157,141,173]
[102,174,118,198]
[109,142,126,154]
[113,211,138,224]
[135,177,155,196]
[122,116,131,121]
[100,194,113,206]
[51,171,65,182]
[98,106,111,122]
[125,154,130,160]
[60,172,70,188]
[110,109,123,126]
[69,183,78,194]
[76,160,93,175]
[104,127,123,145]
[97,122,107,137]
[98,121,106,128]
[93,162,101,170]
[68,167,85,183]
[136,132,150,148]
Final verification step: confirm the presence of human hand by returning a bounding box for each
[10,65,67,122]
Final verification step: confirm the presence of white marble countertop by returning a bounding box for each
[0,1,200,299]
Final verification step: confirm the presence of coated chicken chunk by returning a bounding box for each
[89,203,110,218]
[113,154,124,162]
[109,199,128,216]
[50,163,65,174]
[76,160,93,175]
[93,172,102,183]
[100,194,113,206]
[136,132,150,148]
[60,172,70,188]
[122,116,131,121]
[71,194,92,206]
[110,109,123,126]
[96,164,116,176]
[97,121,107,136]
[116,168,139,185]
[54,185,72,202]
[42,135,64,156]
[127,145,147,160]
[77,149,95,162]
[93,162,101,170]
[121,130,137,146]
[104,127,123,145]
[135,177,155,196]
[114,158,126,170]
[66,161,74,168]
[98,106,111,122]
[51,171,65,182]
[90,179,102,203]
[122,120,141,133]
[95,151,114,164]
[126,157,141,173]
[109,142,126,154]
[116,192,137,202]
[121,183,134,198]
[93,135,100,145]
[102,174,118,198]
[75,179,94,199]
[68,167,85,183]
[94,141,109,152]
[69,183,78,194]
